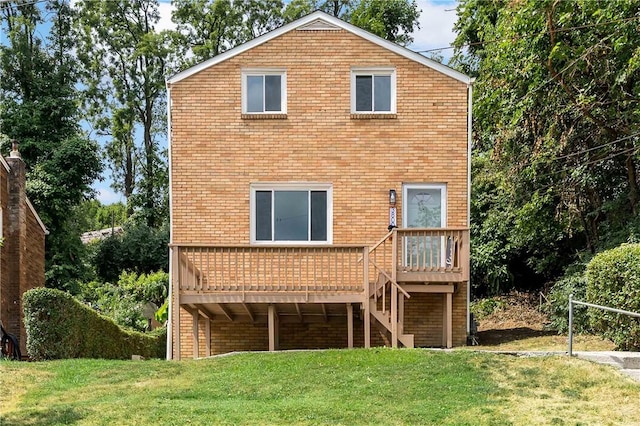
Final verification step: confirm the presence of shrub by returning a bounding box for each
[546,268,591,334]
[23,288,166,360]
[586,244,640,350]
[77,271,168,332]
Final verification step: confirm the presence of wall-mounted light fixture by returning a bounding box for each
[388,189,397,231]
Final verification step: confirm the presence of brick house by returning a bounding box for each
[0,143,47,356]
[167,11,472,360]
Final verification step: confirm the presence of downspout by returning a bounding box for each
[166,82,174,360]
[466,80,474,335]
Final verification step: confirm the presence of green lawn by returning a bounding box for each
[1,348,639,425]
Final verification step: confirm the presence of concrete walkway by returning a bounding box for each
[574,351,640,381]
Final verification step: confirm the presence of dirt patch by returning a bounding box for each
[470,292,615,351]
[475,291,549,331]
[474,291,555,346]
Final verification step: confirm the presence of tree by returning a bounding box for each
[172,0,284,67]
[75,0,171,226]
[350,0,420,46]
[453,0,640,294]
[0,0,102,289]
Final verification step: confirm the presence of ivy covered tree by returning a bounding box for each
[453,0,640,295]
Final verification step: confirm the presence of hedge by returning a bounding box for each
[23,288,166,360]
[586,244,640,350]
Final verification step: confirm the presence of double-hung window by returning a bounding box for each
[242,69,287,114]
[251,184,332,244]
[351,68,396,114]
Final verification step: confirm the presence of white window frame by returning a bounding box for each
[250,183,333,245]
[241,69,287,114]
[402,183,448,267]
[350,67,396,114]
[402,183,447,228]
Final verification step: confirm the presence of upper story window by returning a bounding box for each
[351,68,396,114]
[250,183,332,244]
[242,69,287,114]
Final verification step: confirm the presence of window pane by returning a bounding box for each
[264,75,281,112]
[374,75,391,111]
[310,191,327,241]
[274,191,308,241]
[255,191,272,240]
[247,75,263,112]
[355,75,372,111]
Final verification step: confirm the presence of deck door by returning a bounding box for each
[402,184,447,268]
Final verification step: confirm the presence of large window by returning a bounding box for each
[242,70,287,114]
[251,184,332,243]
[351,68,396,113]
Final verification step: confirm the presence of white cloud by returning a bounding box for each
[95,187,124,206]
[157,0,176,32]
[409,0,458,56]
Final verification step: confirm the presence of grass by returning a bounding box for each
[1,348,639,425]
[471,331,616,352]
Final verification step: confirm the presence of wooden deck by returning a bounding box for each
[169,228,469,359]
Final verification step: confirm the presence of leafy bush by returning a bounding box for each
[470,297,507,320]
[23,288,166,360]
[78,271,168,332]
[586,244,640,350]
[546,268,591,334]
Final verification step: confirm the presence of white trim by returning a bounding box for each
[241,69,287,114]
[297,18,341,31]
[250,183,333,245]
[0,156,10,173]
[25,198,48,235]
[166,84,174,360]
[350,67,396,114]
[402,183,447,228]
[166,11,471,85]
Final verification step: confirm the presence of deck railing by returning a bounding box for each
[172,245,368,294]
[369,228,470,283]
[396,228,469,276]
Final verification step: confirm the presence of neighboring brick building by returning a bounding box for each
[0,143,47,356]
[167,11,472,360]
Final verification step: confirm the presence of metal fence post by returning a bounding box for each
[568,293,573,357]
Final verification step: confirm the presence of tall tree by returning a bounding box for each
[453,0,640,294]
[75,0,170,226]
[0,0,102,289]
[172,0,284,67]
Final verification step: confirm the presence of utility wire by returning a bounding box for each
[417,14,640,54]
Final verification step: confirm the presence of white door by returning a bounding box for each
[402,184,447,268]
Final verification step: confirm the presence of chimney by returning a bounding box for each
[4,140,28,355]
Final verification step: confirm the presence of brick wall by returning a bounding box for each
[1,152,46,356]
[170,27,469,357]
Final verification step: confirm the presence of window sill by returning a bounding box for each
[350,113,397,120]
[242,113,288,120]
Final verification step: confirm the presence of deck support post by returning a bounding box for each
[268,304,279,351]
[205,318,211,357]
[192,309,199,359]
[398,291,405,338]
[443,292,453,348]
[346,303,353,348]
[391,284,398,348]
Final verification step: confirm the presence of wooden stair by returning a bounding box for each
[368,274,414,348]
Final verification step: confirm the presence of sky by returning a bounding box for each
[2,0,460,205]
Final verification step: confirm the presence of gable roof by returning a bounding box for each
[167,10,472,85]
[0,155,49,235]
